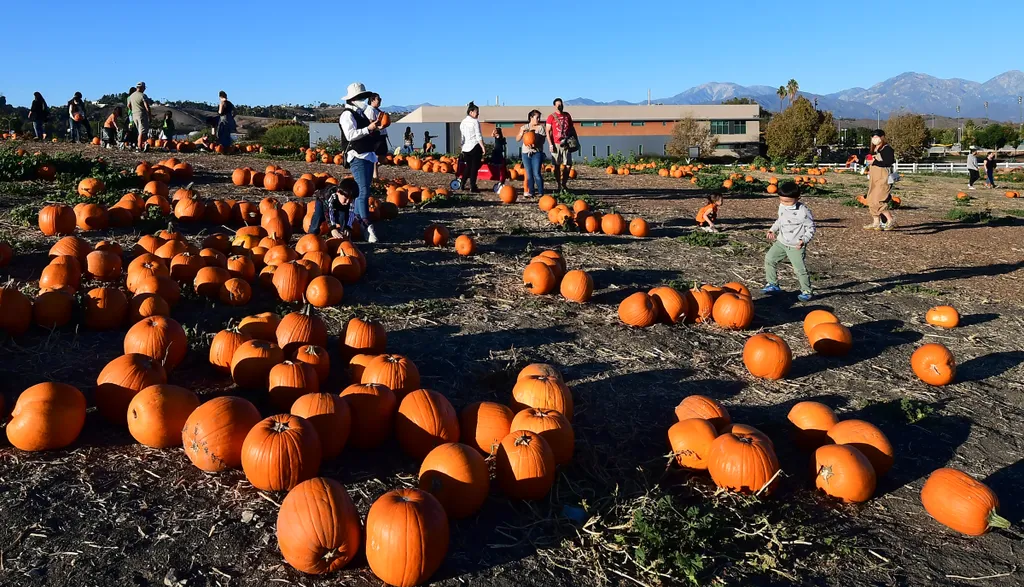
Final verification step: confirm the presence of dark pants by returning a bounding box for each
[968,169,979,186]
[307,199,326,234]
[32,121,45,138]
[462,145,483,190]
[986,168,995,186]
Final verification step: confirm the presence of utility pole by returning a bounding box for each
[1019,96,1022,131]
[984,101,989,121]
[876,109,880,129]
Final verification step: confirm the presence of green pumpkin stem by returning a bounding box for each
[988,510,1011,530]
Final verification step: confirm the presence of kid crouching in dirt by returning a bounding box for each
[762,182,815,302]
[307,178,358,239]
[695,194,723,232]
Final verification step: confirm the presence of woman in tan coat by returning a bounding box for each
[865,129,896,230]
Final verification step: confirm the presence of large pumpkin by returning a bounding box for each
[618,292,659,328]
[339,383,397,448]
[511,374,573,421]
[559,270,593,303]
[95,354,168,425]
[231,339,285,389]
[648,286,688,324]
[418,442,490,519]
[706,431,780,494]
[813,444,876,503]
[123,315,188,370]
[459,401,514,455]
[826,419,893,477]
[911,343,956,386]
[742,333,792,380]
[510,408,574,465]
[365,488,449,587]
[342,317,387,358]
[38,204,76,236]
[182,396,262,472]
[667,418,719,470]
[241,414,322,491]
[522,262,556,295]
[920,468,1010,536]
[276,477,362,574]
[495,430,556,500]
[711,292,754,330]
[674,395,731,431]
[6,383,86,451]
[395,389,460,459]
[787,401,838,450]
[127,384,200,448]
[277,306,328,356]
[361,354,421,399]
[925,306,960,329]
[291,392,351,460]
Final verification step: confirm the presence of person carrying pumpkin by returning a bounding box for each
[160,111,175,145]
[695,194,723,232]
[517,109,546,198]
[762,181,815,302]
[67,92,91,143]
[306,178,358,239]
[339,82,383,243]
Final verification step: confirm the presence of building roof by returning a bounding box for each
[396,104,760,124]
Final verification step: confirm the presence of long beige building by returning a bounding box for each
[392,103,761,159]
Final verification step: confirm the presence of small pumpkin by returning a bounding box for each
[648,286,688,324]
[277,305,329,356]
[711,292,754,330]
[920,468,1010,536]
[291,392,351,460]
[683,288,714,323]
[707,430,780,494]
[341,317,387,359]
[182,396,262,472]
[911,343,956,386]
[510,408,574,465]
[742,333,792,380]
[925,306,960,329]
[209,327,251,372]
[808,322,853,356]
[814,444,877,503]
[123,315,188,370]
[787,401,838,450]
[293,344,331,381]
[559,270,593,303]
[239,311,280,341]
[674,395,731,431]
[230,339,285,389]
[95,354,168,425]
[826,419,894,477]
[418,442,490,519]
[523,262,556,295]
[268,360,320,411]
[618,292,659,327]
[803,309,839,338]
[511,374,573,421]
[361,354,421,400]
[459,401,515,456]
[454,235,475,256]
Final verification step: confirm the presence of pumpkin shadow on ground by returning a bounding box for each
[845,399,971,497]
[788,319,923,379]
[752,299,835,330]
[822,261,1024,297]
[361,247,487,305]
[490,233,639,252]
[958,312,999,328]
[984,459,1024,525]
[588,269,690,305]
[956,350,1024,383]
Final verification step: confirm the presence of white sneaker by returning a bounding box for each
[366,225,379,244]
[968,186,975,190]
[524,192,533,198]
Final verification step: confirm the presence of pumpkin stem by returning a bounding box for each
[271,419,291,433]
[322,548,338,561]
[988,510,1011,530]
[817,464,834,483]
[513,432,533,447]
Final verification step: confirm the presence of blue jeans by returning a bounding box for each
[523,151,544,195]
[350,157,373,226]
[32,121,45,138]
[986,168,995,186]
[307,199,327,234]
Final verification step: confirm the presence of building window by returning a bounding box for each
[592,145,596,157]
[662,121,667,126]
[581,121,602,127]
[710,120,747,135]
[612,122,617,127]
[639,144,644,155]
[631,122,645,127]
[495,122,513,128]
[606,146,611,156]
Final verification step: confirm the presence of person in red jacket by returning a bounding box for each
[546,98,576,193]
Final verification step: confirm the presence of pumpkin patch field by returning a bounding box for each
[0,142,1023,587]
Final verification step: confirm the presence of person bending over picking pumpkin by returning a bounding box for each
[695,194,723,232]
[762,182,815,302]
[307,178,358,239]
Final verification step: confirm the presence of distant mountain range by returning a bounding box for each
[563,71,1024,121]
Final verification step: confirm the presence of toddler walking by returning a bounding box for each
[761,182,816,301]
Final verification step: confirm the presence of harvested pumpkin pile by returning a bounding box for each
[0,142,1022,587]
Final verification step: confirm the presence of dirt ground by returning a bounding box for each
[1,143,1023,587]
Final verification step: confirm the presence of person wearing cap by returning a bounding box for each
[864,129,896,230]
[67,92,91,143]
[339,82,383,243]
[128,82,152,151]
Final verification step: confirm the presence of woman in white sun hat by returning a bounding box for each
[339,82,383,243]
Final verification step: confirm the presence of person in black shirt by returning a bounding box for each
[29,92,49,139]
[423,130,436,153]
[306,178,358,237]
[865,129,896,230]
[490,127,507,165]
[217,91,236,147]
[984,152,998,188]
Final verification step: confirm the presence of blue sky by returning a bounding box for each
[4,0,1023,108]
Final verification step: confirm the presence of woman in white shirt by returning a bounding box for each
[459,102,485,192]
[517,109,547,197]
[339,82,383,242]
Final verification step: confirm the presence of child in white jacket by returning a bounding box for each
[761,182,816,301]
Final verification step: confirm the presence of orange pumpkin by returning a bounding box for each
[459,401,515,456]
[241,414,322,491]
[787,401,838,450]
[826,419,894,477]
[920,468,1010,536]
[127,384,200,448]
[925,306,960,328]
[674,395,731,431]
[365,488,449,587]
[509,408,574,465]
[911,343,956,386]
[807,322,853,356]
[339,383,397,449]
[182,396,262,472]
[814,444,877,503]
[667,418,719,470]
[711,292,754,330]
[495,430,556,500]
[395,389,460,459]
[418,442,490,518]
[742,333,792,380]
[276,477,362,574]
[6,383,86,451]
[707,430,780,494]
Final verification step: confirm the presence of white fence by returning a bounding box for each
[724,162,1024,174]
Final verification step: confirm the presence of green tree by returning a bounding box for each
[786,79,799,103]
[928,128,955,145]
[884,113,929,161]
[975,124,1017,150]
[765,96,818,161]
[815,111,839,146]
[776,86,786,111]
[963,119,977,147]
[666,116,719,159]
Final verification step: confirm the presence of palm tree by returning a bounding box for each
[787,79,799,104]
[777,86,786,111]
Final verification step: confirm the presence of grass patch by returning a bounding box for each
[5,204,39,227]
[553,191,601,210]
[1002,208,1024,218]
[890,284,944,297]
[840,198,866,208]
[901,399,936,424]
[944,208,992,223]
[677,231,728,247]
[418,192,472,209]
